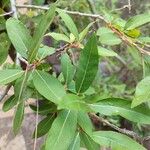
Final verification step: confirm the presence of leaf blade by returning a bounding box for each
[98,47,118,57]
[0,69,24,85]
[45,110,77,150]
[75,34,99,93]
[90,98,150,124]
[13,101,25,134]
[2,95,17,112]
[33,114,55,138]
[92,131,146,150]
[68,132,80,150]
[33,70,66,104]
[37,46,55,60]
[0,33,10,64]
[6,18,32,58]
[58,94,90,112]
[125,13,150,30]
[61,53,75,85]
[77,112,93,135]
[28,4,56,62]
[132,76,150,107]
[97,27,121,45]
[57,9,79,40]
[80,132,99,150]
[46,32,70,42]
[79,22,94,42]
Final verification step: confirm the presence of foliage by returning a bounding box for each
[0,0,150,150]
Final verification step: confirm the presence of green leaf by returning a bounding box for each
[0,69,24,85]
[0,32,10,43]
[45,110,77,150]
[67,81,76,93]
[13,101,25,134]
[0,17,6,31]
[0,43,8,65]
[124,28,141,38]
[0,33,10,65]
[14,71,29,102]
[33,70,66,104]
[138,37,150,43]
[69,33,76,43]
[33,114,55,138]
[6,18,32,58]
[143,56,150,77]
[68,132,80,150]
[78,112,93,134]
[97,27,114,36]
[24,86,43,99]
[37,45,55,60]
[46,32,70,42]
[98,47,118,57]
[80,132,99,150]
[132,76,150,107]
[84,87,96,95]
[112,18,126,30]
[28,4,56,62]
[97,27,121,45]
[12,72,29,134]
[30,102,57,115]
[75,34,99,93]
[2,95,18,112]
[58,94,90,112]
[125,13,150,30]
[79,22,94,42]
[99,34,121,45]
[61,53,75,85]
[90,98,150,124]
[92,131,146,150]
[57,9,79,40]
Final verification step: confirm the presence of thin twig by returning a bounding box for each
[128,0,131,13]
[135,40,150,48]
[89,113,142,141]
[10,0,18,19]
[56,43,70,52]
[0,85,11,102]
[112,1,132,13]
[113,5,131,12]
[0,11,14,17]
[16,4,48,10]
[16,4,106,22]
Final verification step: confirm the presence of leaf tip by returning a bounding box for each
[131,99,138,108]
